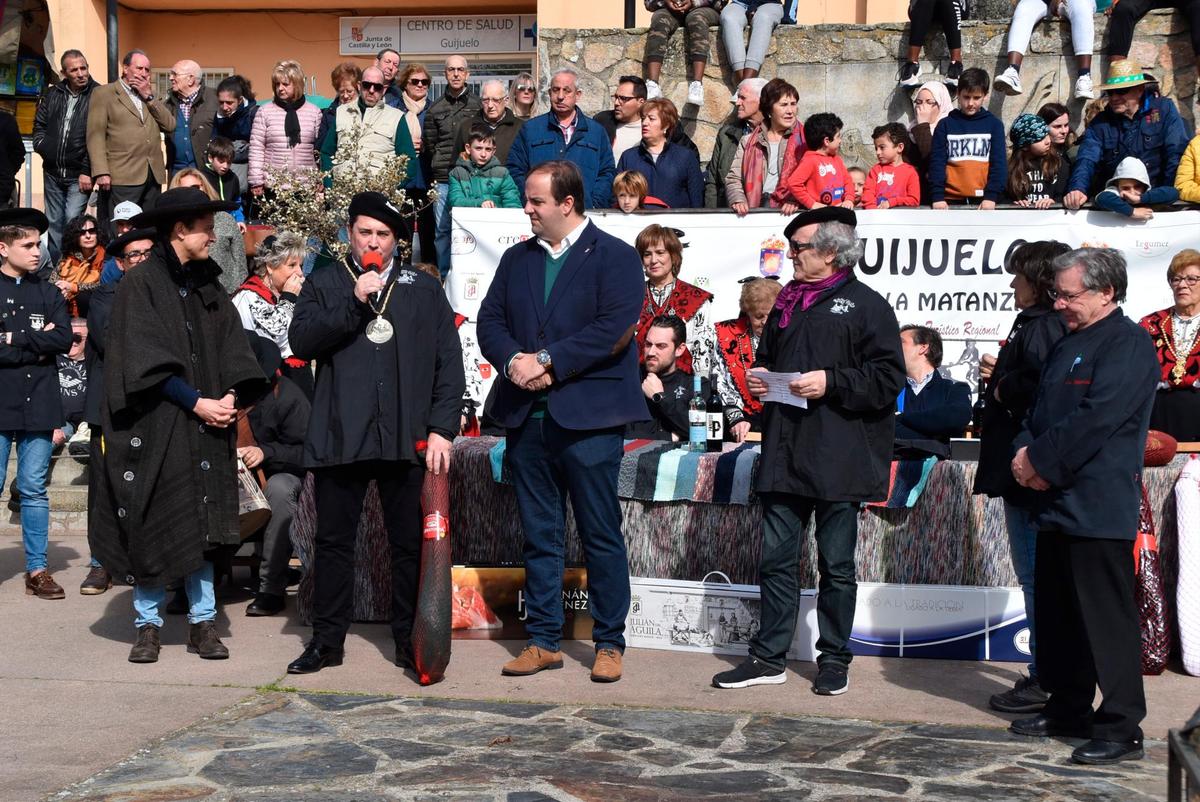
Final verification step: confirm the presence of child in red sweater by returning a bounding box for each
[861,123,921,209]
[786,112,855,209]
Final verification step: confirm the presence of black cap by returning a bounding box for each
[107,227,156,258]
[348,191,406,236]
[783,206,857,240]
[130,187,238,228]
[0,207,49,234]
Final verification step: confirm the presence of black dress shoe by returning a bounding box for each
[287,642,344,674]
[1010,713,1092,739]
[394,642,415,670]
[246,593,286,616]
[1071,738,1144,765]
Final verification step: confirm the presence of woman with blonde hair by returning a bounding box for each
[633,224,715,374]
[247,60,322,204]
[169,168,246,294]
[713,276,782,441]
[509,72,536,120]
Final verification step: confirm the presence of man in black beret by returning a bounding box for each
[0,208,73,599]
[89,187,266,663]
[713,207,905,696]
[286,190,464,677]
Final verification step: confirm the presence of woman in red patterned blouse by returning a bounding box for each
[1138,249,1200,441]
[713,277,781,441]
[634,224,715,376]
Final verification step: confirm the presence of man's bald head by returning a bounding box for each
[169,59,201,97]
[480,79,507,122]
[360,66,386,106]
[444,55,469,92]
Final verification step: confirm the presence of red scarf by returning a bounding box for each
[740,123,807,208]
[237,274,307,368]
[715,315,762,416]
[636,279,713,374]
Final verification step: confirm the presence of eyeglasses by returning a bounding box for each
[913,99,939,107]
[445,66,467,74]
[408,78,430,86]
[124,249,151,262]
[1169,274,1200,286]
[80,227,97,234]
[481,96,506,104]
[515,84,534,92]
[71,333,84,344]
[1047,287,1091,303]
[787,241,815,255]
[361,81,385,92]
[612,93,639,103]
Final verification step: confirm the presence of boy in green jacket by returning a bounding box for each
[447,124,522,213]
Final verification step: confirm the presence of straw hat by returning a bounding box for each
[1099,60,1158,91]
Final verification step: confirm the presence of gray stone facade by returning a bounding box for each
[538,10,1197,174]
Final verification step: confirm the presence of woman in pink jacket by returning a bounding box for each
[248,60,322,203]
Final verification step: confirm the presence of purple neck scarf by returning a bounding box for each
[775,269,851,328]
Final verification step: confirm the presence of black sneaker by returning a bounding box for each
[712,656,786,689]
[945,61,964,87]
[989,674,1048,713]
[812,663,849,695]
[899,61,921,88]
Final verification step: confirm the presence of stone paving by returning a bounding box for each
[48,691,1169,802]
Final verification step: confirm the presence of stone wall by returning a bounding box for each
[538,11,1197,171]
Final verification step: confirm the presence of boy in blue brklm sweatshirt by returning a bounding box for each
[929,68,1007,209]
[1093,156,1179,220]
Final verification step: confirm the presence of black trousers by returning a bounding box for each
[99,170,161,232]
[311,460,423,650]
[1035,532,1146,742]
[908,0,963,51]
[1108,0,1200,57]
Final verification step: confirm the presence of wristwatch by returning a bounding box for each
[536,349,552,367]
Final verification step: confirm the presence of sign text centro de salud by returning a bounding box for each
[340,15,537,57]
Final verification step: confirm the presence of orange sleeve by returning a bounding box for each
[786,155,818,208]
[861,165,879,209]
[896,164,922,207]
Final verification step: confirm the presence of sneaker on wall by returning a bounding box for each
[687,81,704,105]
[945,61,964,88]
[899,61,921,88]
[645,79,663,100]
[994,66,1023,96]
[1074,74,1096,100]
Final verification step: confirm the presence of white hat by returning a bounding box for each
[112,201,143,222]
[1105,156,1151,191]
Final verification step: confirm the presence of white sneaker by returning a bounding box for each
[67,421,91,458]
[687,80,704,106]
[1074,74,1096,100]
[994,66,1022,96]
[645,79,663,100]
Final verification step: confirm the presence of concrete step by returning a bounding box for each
[5,451,90,488]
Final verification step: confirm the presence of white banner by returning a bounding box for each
[339,15,537,57]
[448,207,1200,406]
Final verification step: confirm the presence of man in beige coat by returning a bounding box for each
[86,49,175,228]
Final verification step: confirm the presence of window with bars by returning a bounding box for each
[152,68,235,100]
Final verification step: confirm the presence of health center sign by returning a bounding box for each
[339,15,538,57]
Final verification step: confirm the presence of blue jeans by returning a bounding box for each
[1004,501,1038,677]
[432,181,451,277]
[751,494,859,671]
[0,431,53,573]
[43,171,88,266]
[133,562,216,628]
[506,416,630,653]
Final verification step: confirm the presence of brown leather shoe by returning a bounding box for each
[501,645,563,676]
[25,571,65,600]
[187,621,230,660]
[591,648,623,683]
[128,625,161,663]
[80,566,113,595]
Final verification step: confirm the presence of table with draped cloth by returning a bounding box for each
[290,437,1189,625]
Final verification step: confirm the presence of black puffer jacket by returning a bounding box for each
[33,78,100,180]
[422,89,481,183]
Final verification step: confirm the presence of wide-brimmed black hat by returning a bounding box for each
[246,332,282,381]
[348,191,406,236]
[0,207,49,234]
[783,206,857,240]
[107,227,156,258]
[130,187,238,228]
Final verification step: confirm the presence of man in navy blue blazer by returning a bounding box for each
[477,160,646,683]
[894,324,972,457]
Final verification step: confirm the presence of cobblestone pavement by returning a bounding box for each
[48,691,1168,802]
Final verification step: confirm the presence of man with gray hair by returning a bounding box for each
[713,207,905,696]
[422,55,480,276]
[1007,247,1158,766]
[451,79,524,164]
[163,59,218,179]
[507,67,616,209]
[705,77,766,208]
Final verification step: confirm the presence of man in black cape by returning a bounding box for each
[286,191,464,677]
[89,187,266,664]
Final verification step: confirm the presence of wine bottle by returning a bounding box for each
[970,376,987,438]
[706,371,725,452]
[688,373,707,452]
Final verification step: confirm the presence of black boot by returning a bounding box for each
[187,621,230,659]
[287,642,344,674]
[128,624,161,663]
[246,593,286,617]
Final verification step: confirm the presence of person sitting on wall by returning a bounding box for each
[626,315,711,442]
[642,0,721,106]
[894,324,972,458]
